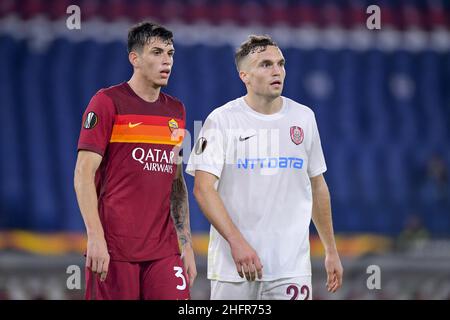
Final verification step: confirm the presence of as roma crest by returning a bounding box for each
[290,126,304,145]
[168,118,179,133]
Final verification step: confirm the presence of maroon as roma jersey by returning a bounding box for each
[78,82,185,261]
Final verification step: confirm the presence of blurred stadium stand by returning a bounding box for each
[2,248,450,300]
[0,0,449,300]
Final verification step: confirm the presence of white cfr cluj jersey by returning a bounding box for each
[186,96,327,282]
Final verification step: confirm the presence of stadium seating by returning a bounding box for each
[0,0,449,236]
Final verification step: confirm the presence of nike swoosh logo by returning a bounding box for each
[128,122,143,128]
[239,135,256,141]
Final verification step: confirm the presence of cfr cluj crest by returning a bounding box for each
[290,126,304,145]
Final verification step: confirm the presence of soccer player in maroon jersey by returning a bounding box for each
[74,22,196,300]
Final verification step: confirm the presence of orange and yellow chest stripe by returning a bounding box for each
[110,114,185,146]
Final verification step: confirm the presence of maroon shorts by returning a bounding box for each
[85,254,190,300]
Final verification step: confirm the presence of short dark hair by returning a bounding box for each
[234,35,278,70]
[127,21,173,53]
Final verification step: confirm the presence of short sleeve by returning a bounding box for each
[77,91,116,157]
[185,112,226,179]
[307,114,327,178]
[181,102,186,124]
[177,102,187,159]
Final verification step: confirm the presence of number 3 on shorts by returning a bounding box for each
[173,266,186,290]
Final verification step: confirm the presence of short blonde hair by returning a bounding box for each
[234,35,278,70]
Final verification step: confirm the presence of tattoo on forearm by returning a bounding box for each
[170,174,192,247]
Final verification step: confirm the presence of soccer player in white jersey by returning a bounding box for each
[186,35,343,300]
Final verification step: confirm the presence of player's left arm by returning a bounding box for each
[311,174,343,293]
[171,162,197,288]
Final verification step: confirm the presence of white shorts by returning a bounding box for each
[210,276,312,300]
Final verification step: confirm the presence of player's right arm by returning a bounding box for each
[74,150,109,281]
[193,170,263,281]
